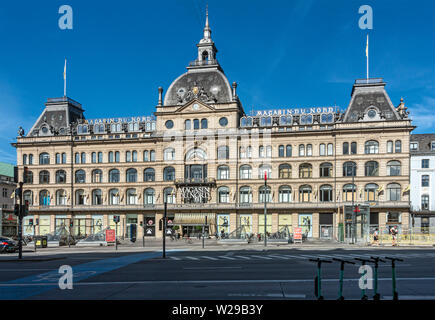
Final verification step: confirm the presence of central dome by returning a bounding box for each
[164,69,233,106]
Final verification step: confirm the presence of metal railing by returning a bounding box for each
[354,78,384,84]
[189,59,219,67]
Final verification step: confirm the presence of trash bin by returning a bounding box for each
[35,236,48,248]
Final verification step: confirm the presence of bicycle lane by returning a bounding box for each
[0,249,184,300]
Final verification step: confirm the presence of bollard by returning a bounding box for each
[332,258,355,300]
[309,258,332,300]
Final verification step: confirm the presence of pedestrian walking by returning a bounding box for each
[391,225,398,246]
[373,228,379,245]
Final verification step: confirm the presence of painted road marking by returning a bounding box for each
[267,255,291,260]
[219,256,237,260]
[234,256,252,260]
[169,256,181,261]
[250,255,273,260]
[184,256,200,261]
[200,256,219,261]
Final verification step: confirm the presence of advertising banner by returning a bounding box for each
[106,229,116,242]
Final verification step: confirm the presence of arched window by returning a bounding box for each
[55,170,67,183]
[201,118,208,129]
[327,143,333,156]
[115,151,120,162]
[23,154,27,165]
[217,166,229,180]
[319,144,326,156]
[91,152,97,163]
[299,185,312,202]
[126,151,131,162]
[109,169,120,183]
[218,187,230,203]
[259,146,265,158]
[387,140,393,153]
[150,150,156,161]
[98,152,103,163]
[164,187,175,204]
[387,183,401,201]
[56,189,67,205]
[29,154,33,165]
[259,186,271,203]
[317,163,331,178]
[143,150,149,162]
[24,171,33,184]
[92,169,103,183]
[128,122,139,132]
[163,167,175,181]
[92,189,102,205]
[239,186,252,204]
[109,151,114,163]
[39,152,50,165]
[279,145,285,157]
[193,119,200,130]
[132,150,137,162]
[306,144,313,156]
[343,162,357,177]
[185,119,191,130]
[144,168,155,182]
[279,164,291,179]
[279,186,292,202]
[421,195,429,210]
[299,144,305,156]
[286,145,292,157]
[365,161,379,176]
[75,170,86,183]
[81,152,86,164]
[342,184,356,201]
[395,140,402,153]
[343,142,349,155]
[39,170,50,184]
[75,189,86,205]
[319,185,333,202]
[217,146,229,160]
[239,165,252,179]
[365,140,379,154]
[164,148,175,161]
[144,188,155,205]
[258,164,272,179]
[111,123,122,133]
[365,183,378,201]
[75,152,80,164]
[299,163,312,178]
[126,168,137,182]
[56,153,61,164]
[62,153,67,164]
[23,190,33,205]
[126,188,137,205]
[39,190,50,206]
[387,161,401,176]
[351,142,357,154]
[109,189,120,205]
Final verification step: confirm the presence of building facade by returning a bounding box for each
[410,134,435,233]
[0,162,17,236]
[13,13,414,240]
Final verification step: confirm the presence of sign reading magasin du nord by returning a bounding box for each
[253,106,339,117]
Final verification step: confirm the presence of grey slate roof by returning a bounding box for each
[411,134,435,154]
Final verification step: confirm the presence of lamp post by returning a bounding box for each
[264,172,267,247]
[163,198,167,259]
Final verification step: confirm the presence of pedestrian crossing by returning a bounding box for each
[168,251,435,262]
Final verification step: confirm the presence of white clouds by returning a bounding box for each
[409,96,435,133]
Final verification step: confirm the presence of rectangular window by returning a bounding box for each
[410,142,418,151]
[422,159,429,169]
[327,143,333,156]
[432,142,435,151]
[422,175,429,187]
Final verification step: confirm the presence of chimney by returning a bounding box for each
[158,87,163,106]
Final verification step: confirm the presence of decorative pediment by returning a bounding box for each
[175,99,215,114]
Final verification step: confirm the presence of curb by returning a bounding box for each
[0,256,67,262]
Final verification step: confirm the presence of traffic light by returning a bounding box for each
[140,221,143,227]
[14,204,20,216]
[113,216,120,223]
[29,219,33,226]
[23,200,29,217]
[70,220,74,228]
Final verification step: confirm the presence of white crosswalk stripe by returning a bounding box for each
[250,255,273,260]
[282,255,305,259]
[234,256,252,260]
[169,256,181,260]
[219,256,237,260]
[267,255,291,260]
[200,256,219,261]
[185,256,200,261]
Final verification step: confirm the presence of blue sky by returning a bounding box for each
[0,0,434,164]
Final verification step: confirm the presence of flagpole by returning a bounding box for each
[64,59,67,97]
[366,34,369,83]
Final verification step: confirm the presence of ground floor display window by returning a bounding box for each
[278,214,292,233]
[217,214,230,238]
[23,216,34,236]
[73,215,88,237]
[92,215,103,234]
[39,215,51,235]
[126,214,138,239]
[258,214,272,234]
[319,213,333,239]
[240,214,252,234]
[299,213,312,238]
[55,215,68,229]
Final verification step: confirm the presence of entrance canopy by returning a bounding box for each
[173,213,216,226]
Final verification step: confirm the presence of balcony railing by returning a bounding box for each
[354,78,384,84]
[174,178,216,186]
[188,59,219,67]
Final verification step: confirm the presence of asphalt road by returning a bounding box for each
[1,246,434,300]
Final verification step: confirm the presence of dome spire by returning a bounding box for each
[203,4,211,41]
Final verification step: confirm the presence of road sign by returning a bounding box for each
[294,227,303,243]
[106,229,116,242]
